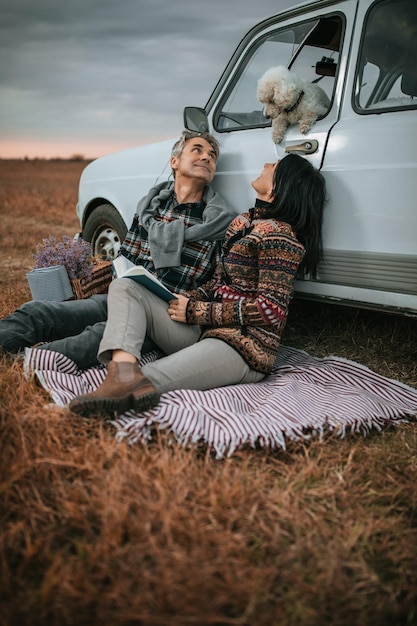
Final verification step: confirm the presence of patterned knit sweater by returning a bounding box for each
[186,204,305,374]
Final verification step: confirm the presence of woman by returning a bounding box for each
[69,153,325,416]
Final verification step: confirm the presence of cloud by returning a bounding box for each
[0,0,297,157]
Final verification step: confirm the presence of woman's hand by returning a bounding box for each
[167,294,189,323]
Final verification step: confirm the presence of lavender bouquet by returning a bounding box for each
[28,234,111,301]
[33,235,94,282]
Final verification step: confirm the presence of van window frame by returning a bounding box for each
[212,12,345,135]
[352,0,417,115]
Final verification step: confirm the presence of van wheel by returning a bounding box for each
[83,204,127,260]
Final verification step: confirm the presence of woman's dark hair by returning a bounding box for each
[267,153,326,277]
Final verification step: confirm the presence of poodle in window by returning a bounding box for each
[257,66,331,144]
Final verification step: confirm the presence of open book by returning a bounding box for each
[112,256,177,302]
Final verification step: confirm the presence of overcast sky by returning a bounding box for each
[1,0,300,159]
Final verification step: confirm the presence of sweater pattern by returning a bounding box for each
[186,209,305,374]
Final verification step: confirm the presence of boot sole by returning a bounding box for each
[69,391,160,417]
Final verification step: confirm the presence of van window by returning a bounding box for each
[214,15,343,132]
[354,0,417,112]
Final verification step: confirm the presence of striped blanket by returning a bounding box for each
[24,346,417,458]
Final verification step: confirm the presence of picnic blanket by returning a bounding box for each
[24,346,417,458]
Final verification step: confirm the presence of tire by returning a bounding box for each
[83,204,128,260]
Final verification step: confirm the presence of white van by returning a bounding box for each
[76,0,417,316]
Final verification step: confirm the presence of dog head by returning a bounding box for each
[257,66,303,119]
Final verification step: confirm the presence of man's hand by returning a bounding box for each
[168,294,189,323]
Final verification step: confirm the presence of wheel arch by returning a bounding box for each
[80,197,116,230]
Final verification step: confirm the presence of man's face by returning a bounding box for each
[170,137,217,184]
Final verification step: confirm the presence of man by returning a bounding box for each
[0,130,235,370]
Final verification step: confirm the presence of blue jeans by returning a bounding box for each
[0,294,157,370]
[0,295,108,369]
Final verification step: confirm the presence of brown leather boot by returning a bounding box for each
[68,360,160,416]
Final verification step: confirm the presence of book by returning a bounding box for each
[112,256,177,302]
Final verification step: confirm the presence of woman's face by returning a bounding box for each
[251,161,279,201]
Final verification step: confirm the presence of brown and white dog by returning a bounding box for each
[257,66,331,143]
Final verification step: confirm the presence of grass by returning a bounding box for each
[0,160,416,626]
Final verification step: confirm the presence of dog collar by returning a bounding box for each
[285,90,304,114]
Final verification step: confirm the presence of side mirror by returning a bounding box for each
[183,107,210,133]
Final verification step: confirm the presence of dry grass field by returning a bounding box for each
[0,159,416,626]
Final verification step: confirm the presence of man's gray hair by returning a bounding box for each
[171,129,220,161]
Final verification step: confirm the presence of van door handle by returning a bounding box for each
[285,140,318,155]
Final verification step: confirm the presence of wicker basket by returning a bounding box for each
[70,261,113,300]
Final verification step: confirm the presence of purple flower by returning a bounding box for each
[33,235,94,281]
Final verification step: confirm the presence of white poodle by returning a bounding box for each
[257,66,331,144]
